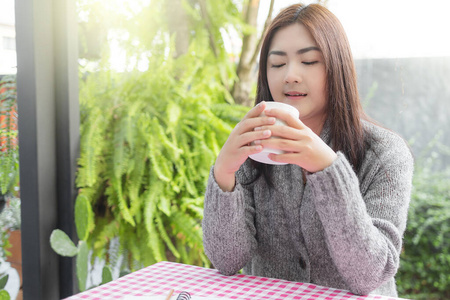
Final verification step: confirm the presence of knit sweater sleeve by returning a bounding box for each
[202,164,257,275]
[307,132,414,295]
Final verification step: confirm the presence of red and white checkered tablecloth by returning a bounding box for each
[64,261,409,300]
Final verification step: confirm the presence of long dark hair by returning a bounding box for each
[255,3,367,172]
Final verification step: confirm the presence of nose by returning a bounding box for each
[284,64,302,84]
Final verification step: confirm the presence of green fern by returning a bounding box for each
[144,192,164,262]
[75,0,249,272]
[76,106,108,187]
[155,213,180,259]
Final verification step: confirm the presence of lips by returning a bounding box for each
[285,91,307,97]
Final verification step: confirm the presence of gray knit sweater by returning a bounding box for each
[202,120,414,297]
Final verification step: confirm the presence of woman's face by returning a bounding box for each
[267,23,327,127]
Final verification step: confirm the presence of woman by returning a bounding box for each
[202,3,413,297]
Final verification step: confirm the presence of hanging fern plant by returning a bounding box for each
[73,0,251,272]
[76,44,248,270]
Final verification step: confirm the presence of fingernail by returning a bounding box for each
[268,117,276,123]
[255,145,263,151]
[263,130,271,136]
[254,127,261,131]
[254,140,261,145]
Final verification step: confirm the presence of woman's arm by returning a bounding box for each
[202,165,258,275]
[307,133,414,295]
[203,102,276,272]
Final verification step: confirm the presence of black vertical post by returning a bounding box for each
[15,0,79,299]
[54,0,80,297]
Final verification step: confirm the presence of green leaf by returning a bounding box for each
[171,210,203,248]
[101,266,113,285]
[75,194,94,241]
[50,229,78,257]
[0,290,10,300]
[77,106,107,187]
[76,240,89,292]
[144,193,164,262]
[166,101,181,126]
[148,135,171,182]
[158,196,171,216]
[155,213,180,259]
[113,176,136,227]
[0,274,8,289]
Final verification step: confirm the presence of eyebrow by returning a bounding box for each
[268,46,321,56]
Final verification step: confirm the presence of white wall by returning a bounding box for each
[0,0,17,75]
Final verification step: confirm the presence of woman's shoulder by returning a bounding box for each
[363,120,408,150]
[362,119,413,165]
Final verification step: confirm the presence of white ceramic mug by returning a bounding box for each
[249,101,299,165]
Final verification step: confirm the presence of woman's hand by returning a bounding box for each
[214,102,276,192]
[257,107,338,173]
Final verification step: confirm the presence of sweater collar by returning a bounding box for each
[319,118,332,146]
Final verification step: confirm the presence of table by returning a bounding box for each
[65,261,408,300]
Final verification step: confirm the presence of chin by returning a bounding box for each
[282,100,301,110]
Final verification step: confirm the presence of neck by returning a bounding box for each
[302,115,327,136]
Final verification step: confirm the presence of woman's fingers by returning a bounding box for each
[241,105,338,172]
[237,116,276,135]
[263,107,304,129]
[254,123,304,143]
[244,101,267,119]
[214,102,275,173]
[261,129,337,172]
[259,137,304,152]
[238,128,272,146]
[242,144,264,156]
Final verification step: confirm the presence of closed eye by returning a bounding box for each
[271,63,286,68]
[303,61,319,65]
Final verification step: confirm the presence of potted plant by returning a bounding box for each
[0,75,20,297]
[0,197,21,295]
[0,257,11,300]
[0,75,19,215]
[0,255,21,300]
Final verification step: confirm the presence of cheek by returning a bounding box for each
[312,70,327,93]
[319,77,327,94]
[267,71,281,93]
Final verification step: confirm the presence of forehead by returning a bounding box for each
[269,23,317,51]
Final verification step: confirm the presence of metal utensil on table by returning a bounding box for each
[176,291,191,300]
